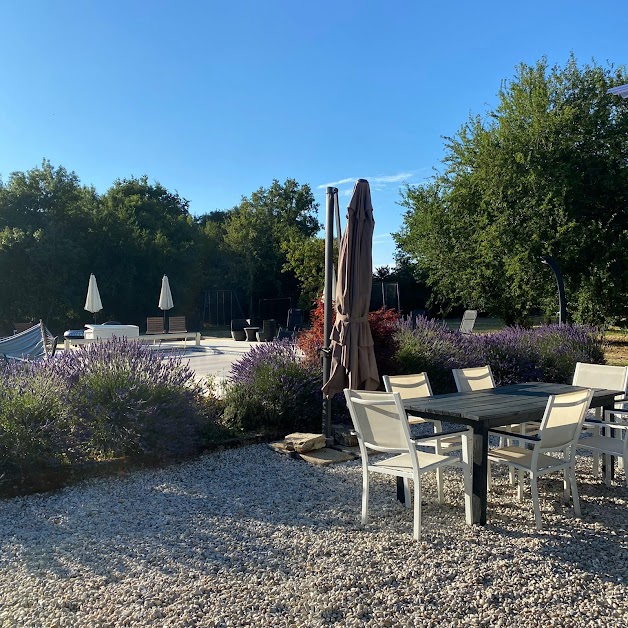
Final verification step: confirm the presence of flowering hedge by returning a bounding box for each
[0,338,220,476]
[394,317,605,394]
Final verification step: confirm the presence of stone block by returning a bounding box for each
[283,432,326,453]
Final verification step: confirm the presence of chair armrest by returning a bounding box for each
[605,408,628,419]
[590,417,628,431]
[490,428,540,442]
[413,428,469,442]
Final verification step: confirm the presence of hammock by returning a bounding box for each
[0,321,58,362]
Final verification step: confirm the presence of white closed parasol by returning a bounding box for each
[84,274,103,323]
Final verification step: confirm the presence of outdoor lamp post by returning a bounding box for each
[540,255,567,325]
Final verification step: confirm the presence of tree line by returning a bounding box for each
[0,163,325,333]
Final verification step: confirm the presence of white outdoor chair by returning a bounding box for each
[344,389,472,541]
[578,408,628,487]
[459,310,478,334]
[452,365,496,393]
[383,373,467,503]
[488,388,593,530]
[572,362,628,479]
[453,365,538,485]
[452,366,539,437]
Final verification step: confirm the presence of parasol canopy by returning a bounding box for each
[322,179,379,397]
[84,274,103,322]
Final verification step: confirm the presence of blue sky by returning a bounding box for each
[0,1,625,267]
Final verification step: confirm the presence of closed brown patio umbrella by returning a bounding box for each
[322,179,379,398]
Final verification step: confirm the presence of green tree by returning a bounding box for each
[395,55,628,325]
[283,235,326,309]
[0,161,97,330]
[223,179,320,316]
[93,176,200,325]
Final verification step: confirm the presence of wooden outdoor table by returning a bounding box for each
[404,382,620,525]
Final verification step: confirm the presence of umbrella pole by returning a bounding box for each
[163,309,167,331]
[322,186,337,439]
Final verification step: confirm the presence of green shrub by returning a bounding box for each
[222,340,324,434]
[0,338,222,476]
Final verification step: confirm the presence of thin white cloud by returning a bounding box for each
[317,177,356,189]
[318,171,418,192]
[373,233,393,244]
[370,173,414,184]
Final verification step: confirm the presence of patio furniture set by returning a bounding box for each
[345,362,628,540]
[230,308,303,342]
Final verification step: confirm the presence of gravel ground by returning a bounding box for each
[0,444,626,627]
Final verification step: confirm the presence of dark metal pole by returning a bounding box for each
[541,255,567,325]
[322,186,337,438]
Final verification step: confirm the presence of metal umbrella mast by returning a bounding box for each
[322,186,339,439]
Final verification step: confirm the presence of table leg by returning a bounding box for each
[396,477,405,505]
[472,424,489,525]
[601,403,615,482]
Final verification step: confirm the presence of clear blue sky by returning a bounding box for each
[1,1,625,267]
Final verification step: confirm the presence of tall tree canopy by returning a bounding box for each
[221,179,320,313]
[0,161,98,327]
[395,56,628,325]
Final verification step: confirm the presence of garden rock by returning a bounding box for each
[282,432,326,453]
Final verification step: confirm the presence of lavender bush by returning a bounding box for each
[0,338,221,474]
[393,318,605,394]
[0,361,74,474]
[394,317,483,393]
[223,339,328,434]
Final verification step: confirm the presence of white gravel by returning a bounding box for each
[0,445,626,627]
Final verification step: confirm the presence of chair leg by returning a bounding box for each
[462,431,473,526]
[517,468,525,501]
[592,452,600,478]
[487,461,492,491]
[413,474,422,541]
[570,468,581,517]
[403,478,412,508]
[605,454,612,487]
[530,474,542,530]
[563,468,570,503]
[435,468,444,504]
[361,469,369,524]
[433,429,444,505]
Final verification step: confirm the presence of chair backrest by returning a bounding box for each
[459,310,478,334]
[572,362,628,398]
[146,317,165,334]
[262,319,277,339]
[538,388,593,450]
[168,316,187,333]
[382,373,433,400]
[452,365,495,392]
[344,389,412,454]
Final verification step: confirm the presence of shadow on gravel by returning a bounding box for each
[485,469,628,584]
